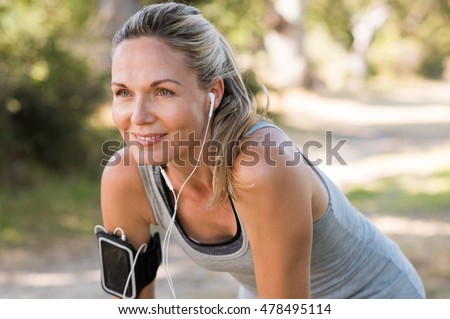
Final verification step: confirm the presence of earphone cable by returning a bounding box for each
[161,105,213,299]
[122,242,148,299]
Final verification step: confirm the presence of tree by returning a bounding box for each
[306,0,450,83]
[0,0,106,184]
[97,0,141,38]
[388,0,450,78]
[262,0,311,89]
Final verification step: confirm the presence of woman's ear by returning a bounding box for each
[208,77,224,111]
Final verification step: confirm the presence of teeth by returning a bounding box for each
[135,134,164,141]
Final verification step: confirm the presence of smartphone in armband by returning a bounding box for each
[96,229,161,299]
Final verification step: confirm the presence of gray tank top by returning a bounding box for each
[138,121,425,298]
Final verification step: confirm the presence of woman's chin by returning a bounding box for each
[130,148,169,167]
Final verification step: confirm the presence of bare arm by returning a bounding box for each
[234,130,317,298]
[101,147,157,298]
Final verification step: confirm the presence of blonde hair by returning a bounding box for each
[112,2,266,205]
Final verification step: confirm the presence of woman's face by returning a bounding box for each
[111,37,210,166]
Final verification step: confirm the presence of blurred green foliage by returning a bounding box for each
[147,0,267,52]
[192,0,267,53]
[1,0,449,184]
[0,173,102,247]
[170,0,450,80]
[307,0,357,50]
[0,0,106,185]
[347,169,450,218]
[307,0,450,79]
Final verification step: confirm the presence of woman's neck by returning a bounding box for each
[164,160,214,196]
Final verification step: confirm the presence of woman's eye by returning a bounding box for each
[115,90,131,98]
[157,88,173,96]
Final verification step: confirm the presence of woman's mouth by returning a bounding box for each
[132,133,167,145]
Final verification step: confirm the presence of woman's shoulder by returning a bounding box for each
[234,124,312,192]
[236,124,298,173]
[234,124,330,222]
[101,146,156,225]
[102,147,141,189]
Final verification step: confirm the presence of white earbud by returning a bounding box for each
[208,92,215,118]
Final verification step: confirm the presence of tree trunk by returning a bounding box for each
[348,2,390,87]
[89,0,141,72]
[97,0,141,38]
[263,0,314,89]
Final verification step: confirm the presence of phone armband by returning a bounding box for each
[96,229,161,298]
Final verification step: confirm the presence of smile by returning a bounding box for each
[134,133,166,141]
[130,133,168,146]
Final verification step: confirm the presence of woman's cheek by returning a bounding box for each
[112,107,130,133]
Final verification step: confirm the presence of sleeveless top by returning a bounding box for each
[138,121,425,298]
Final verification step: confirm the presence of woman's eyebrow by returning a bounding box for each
[111,79,184,88]
[150,79,184,87]
[111,82,127,88]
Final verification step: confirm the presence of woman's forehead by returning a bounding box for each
[111,37,196,84]
[112,37,184,63]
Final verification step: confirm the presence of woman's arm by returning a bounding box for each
[234,129,318,298]
[101,146,157,298]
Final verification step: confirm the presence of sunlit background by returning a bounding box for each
[0,0,449,298]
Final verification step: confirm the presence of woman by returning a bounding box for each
[100,2,425,299]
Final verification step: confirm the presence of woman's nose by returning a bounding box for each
[131,96,156,125]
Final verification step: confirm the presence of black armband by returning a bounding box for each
[96,229,161,299]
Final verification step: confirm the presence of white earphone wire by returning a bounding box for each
[161,94,214,299]
[122,242,147,299]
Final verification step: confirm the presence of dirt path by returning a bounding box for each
[0,238,239,298]
[1,222,449,298]
[1,80,449,298]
